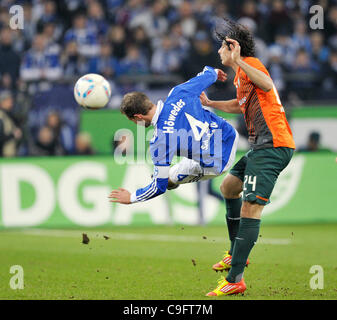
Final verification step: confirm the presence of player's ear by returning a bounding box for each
[133,114,144,121]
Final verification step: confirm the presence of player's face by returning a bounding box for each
[218,41,232,65]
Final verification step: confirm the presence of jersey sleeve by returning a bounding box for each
[178,66,218,96]
[130,165,169,203]
[130,128,175,203]
[243,57,271,82]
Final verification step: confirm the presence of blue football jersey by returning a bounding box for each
[131,66,237,203]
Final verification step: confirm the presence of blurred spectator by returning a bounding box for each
[267,46,286,96]
[64,13,100,57]
[42,22,62,48]
[169,21,190,60]
[60,41,88,78]
[75,132,95,155]
[46,111,75,155]
[177,1,197,38]
[265,0,292,43]
[288,49,320,99]
[239,0,261,25]
[321,50,337,93]
[36,0,62,36]
[20,34,62,81]
[291,20,311,53]
[208,1,232,28]
[0,28,20,90]
[297,132,331,153]
[131,26,152,58]
[22,3,37,48]
[309,31,330,65]
[119,45,149,76]
[270,32,296,67]
[87,1,109,37]
[151,34,181,74]
[108,25,127,59]
[129,0,168,39]
[89,42,120,79]
[325,5,337,48]
[114,0,147,27]
[0,91,22,157]
[30,126,65,156]
[182,30,221,80]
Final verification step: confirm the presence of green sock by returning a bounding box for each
[225,198,242,254]
[226,217,261,283]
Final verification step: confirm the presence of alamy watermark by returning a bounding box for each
[309,5,324,30]
[309,265,324,290]
[9,265,24,290]
[8,5,24,30]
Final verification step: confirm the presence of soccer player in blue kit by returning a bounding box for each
[109,66,240,294]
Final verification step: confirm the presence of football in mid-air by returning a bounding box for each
[74,74,111,109]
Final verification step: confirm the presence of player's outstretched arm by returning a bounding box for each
[179,66,227,96]
[200,92,241,114]
[109,166,169,204]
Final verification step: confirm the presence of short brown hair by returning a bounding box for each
[120,92,153,118]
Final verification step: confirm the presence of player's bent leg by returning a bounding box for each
[168,157,217,187]
[219,173,243,199]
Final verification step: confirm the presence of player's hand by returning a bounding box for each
[215,69,227,82]
[200,91,213,107]
[226,37,241,64]
[108,188,131,204]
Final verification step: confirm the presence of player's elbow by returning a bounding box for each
[261,79,273,92]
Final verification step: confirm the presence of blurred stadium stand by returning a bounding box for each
[0,0,336,157]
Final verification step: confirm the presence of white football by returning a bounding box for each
[74,74,111,109]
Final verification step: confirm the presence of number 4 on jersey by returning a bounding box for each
[185,113,209,141]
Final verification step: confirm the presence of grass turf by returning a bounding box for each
[0,224,336,300]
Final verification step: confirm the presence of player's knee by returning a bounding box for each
[220,176,242,199]
[220,180,237,199]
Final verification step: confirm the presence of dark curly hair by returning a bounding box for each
[214,18,256,57]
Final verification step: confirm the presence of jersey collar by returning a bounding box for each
[151,100,164,126]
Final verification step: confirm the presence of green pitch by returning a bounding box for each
[0,224,336,300]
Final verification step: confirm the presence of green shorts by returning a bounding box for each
[230,147,294,205]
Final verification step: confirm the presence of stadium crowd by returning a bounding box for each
[0,0,336,157]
